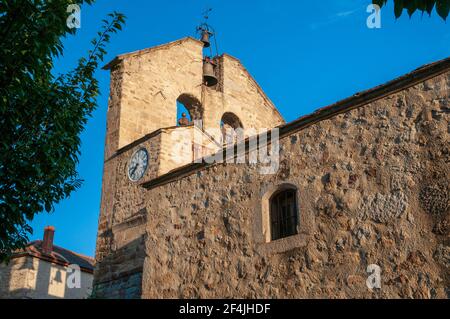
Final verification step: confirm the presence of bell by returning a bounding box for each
[200,30,211,48]
[203,59,218,87]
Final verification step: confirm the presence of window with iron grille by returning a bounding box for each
[270,189,298,241]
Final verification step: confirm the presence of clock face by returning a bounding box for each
[127,148,149,182]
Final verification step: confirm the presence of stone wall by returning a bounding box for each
[159,126,221,176]
[0,256,30,298]
[94,133,157,288]
[95,130,161,264]
[94,124,221,291]
[93,271,142,299]
[138,71,449,298]
[94,126,160,296]
[201,54,285,141]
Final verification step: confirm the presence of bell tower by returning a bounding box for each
[94,20,285,298]
[102,36,205,159]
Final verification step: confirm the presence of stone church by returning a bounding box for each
[92,35,449,299]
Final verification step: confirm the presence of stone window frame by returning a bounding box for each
[261,183,300,243]
[256,182,310,255]
[269,187,299,241]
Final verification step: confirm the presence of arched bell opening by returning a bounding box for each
[176,94,204,127]
[176,101,191,126]
[220,112,244,145]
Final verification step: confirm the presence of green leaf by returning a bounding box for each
[394,0,405,18]
[375,0,447,20]
[436,0,449,19]
[426,0,436,15]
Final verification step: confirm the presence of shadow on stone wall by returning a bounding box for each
[0,257,50,299]
[92,235,146,299]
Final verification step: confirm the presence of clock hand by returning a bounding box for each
[130,163,139,175]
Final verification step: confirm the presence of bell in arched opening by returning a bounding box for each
[203,57,218,87]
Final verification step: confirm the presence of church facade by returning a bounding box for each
[93,36,449,299]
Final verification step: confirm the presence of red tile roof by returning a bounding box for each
[12,240,95,274]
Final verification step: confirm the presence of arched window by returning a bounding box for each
[177,101,191,126]
[220,112,243,145]
[220,112,243,130]
[270,188,298,241]
[177,94,203,127]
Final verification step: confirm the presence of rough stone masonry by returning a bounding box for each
[93,36,449,299]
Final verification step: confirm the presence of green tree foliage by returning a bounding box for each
[0,0,125,262]
[373,0,449,20]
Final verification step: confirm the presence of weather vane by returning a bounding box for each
[196,7,219,57]
[203,7,212,21]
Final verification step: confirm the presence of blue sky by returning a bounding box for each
[29,0,450,257]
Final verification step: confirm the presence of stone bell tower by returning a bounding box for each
[102,36,284,158]
[93,30,285,297]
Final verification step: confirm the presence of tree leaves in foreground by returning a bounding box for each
[373,0,449,20]
[0,0,125,262]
